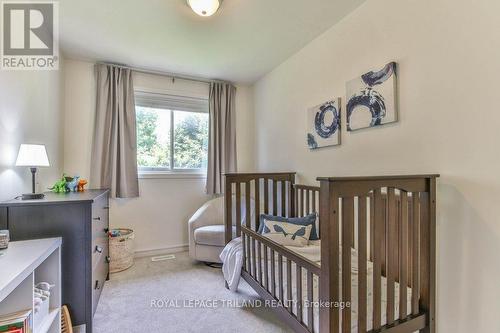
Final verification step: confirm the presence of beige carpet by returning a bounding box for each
[93,252,293,333]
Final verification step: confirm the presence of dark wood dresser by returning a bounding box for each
[0,189,110,333]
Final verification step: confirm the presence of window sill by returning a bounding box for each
[138,171,207,180]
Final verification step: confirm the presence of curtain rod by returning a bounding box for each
[96,62,229,85]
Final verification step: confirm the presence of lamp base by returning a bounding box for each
[21,193,45,200]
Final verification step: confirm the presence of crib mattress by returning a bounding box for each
[253,241,412,333]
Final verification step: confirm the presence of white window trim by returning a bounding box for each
[138,170,207,180]
[135,90,209,177]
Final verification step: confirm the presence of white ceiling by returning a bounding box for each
[59,0,365,83]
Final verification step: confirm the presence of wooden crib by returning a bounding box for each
[224,172,438,333]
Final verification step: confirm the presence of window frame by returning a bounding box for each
[134,90,209,178]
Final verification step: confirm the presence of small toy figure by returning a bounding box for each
[78,179,88,192]
[49,175,67,193]
[66,176,80,192]
[109,230,121,237]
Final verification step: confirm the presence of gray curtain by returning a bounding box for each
[206,82,237,195]
[91,64,139,198]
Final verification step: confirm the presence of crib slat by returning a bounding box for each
[249,235,254,276]
[419,192,430,318]
[278,254,284,302]
[342,197,353,333]
[307,271,314,332]
[225,183,233,243]
[242,233,247,271]
[350,193,355,247]
[312,190,316,213]
[273,180,278,215]
[381,195,387,277]
[264,244,269,290]
[299,189,304,217]
[247,235,251,273]
[287,258,293,313]
[370,192,375,261]
[305,190,311,215]
[281,181,287,216]
[386,188,397,325]
[236,182,241,237]
[302,188,306,216]
[312,190,318,238]
[296,265,303,322]
[255,179,261,232]
[407,197,413,288]
[373,189,383,329]
[264,178,269,214]
[305,189,309,215]
[271,249,276,297]
[253,237,259,278]
[411,193,420,315]
[358,196,367,332]
[399,191,409,319]
[245,182,251,228]
[256,239,261,284]
[247,235,254,277]
[292,188,300,217]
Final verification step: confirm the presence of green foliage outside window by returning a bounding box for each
[174,112,208,169]
[136,106,208,170]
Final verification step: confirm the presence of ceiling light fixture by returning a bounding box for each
[187,0,221,17]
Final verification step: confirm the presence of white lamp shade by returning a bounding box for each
[187,0,220,16]
[15,144,50,167]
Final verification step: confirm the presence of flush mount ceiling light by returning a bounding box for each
[187,0,221,17]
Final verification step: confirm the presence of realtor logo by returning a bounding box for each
[1,1,59,70]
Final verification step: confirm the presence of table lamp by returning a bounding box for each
[15,144,50,200]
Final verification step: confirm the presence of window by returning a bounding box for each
[135,91,209,174]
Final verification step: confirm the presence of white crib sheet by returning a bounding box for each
[252,241,412,333]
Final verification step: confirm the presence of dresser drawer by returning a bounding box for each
[92,237,109,271]
[91,194,109,242]
[91,196,109,220]
[92,220,109,242]
[92,253,108,315]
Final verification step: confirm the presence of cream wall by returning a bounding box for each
[0,62,64,201]
[62,58,255,254]
[253,0,500,331]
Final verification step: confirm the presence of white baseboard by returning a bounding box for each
[134,244,189,258]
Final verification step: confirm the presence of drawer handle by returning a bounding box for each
[93,217,101,221]
[95,246,103,254]
[106,256,111,263]
[103,206,110,210]
[94,280,100,290]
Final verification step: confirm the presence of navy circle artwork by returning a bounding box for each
[314,102,340,139]
[346,89,386,130]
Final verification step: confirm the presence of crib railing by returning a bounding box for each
[295,184,320,217]
[224,172,296,244]
[225,173,323,332]
[318,175,438,333]
[241,226,321,332]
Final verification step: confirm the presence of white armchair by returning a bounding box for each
[188,196,254,263]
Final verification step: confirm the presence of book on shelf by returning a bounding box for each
[0,310,33,333]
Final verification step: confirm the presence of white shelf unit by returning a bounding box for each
[0,238,62,333]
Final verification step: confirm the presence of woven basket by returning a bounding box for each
[109,228,135,273]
